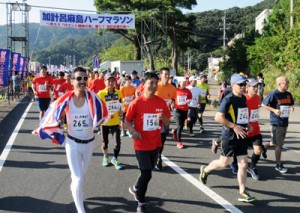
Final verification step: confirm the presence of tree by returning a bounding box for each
[94,0,197,72]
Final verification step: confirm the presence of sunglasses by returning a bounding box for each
[237,82,247,87]
[75,76,88,81]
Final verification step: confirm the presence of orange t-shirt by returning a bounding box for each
[126,95,171,151]
[155,82,177,107]
[246,94,261,137]
[52,78,66,99]
[120,85,136,112]
[32,75,53,98]
[89,78,105,93]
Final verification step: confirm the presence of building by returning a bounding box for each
[100,60,144,76]
[255,9,272,35]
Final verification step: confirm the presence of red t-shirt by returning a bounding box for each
[126,95,171,151]
[52,78,66,99]
[59,82,73,95]
[175,88,192,111]
[246,94,261,137]
[89,78,105,93]
[32,75,53,98]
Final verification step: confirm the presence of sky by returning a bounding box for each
[0,0,263,26]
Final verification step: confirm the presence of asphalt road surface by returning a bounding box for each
[0,99,299,213]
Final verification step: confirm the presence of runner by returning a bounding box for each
[261,76,294,173]
[89,69,105,94]
[32,65,53,121]
[125,72,171,213]
[131,70,141,88]
[98,73,124,170]
[52,71,66,101]
[199,73,256,203]
[120,74,136,137]
[33,66,108,213]
[172,78,192,149]
[155,67,176,170]
[25,72,34,101]
[197,74,210,133]
[186,76,202,137]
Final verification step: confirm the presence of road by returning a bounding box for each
[0,94,299,213]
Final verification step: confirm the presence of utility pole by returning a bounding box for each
[290,0,294,29]
[221,11,228,49]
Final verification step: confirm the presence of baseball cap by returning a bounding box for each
[178,77,186,82]
[98,68,106,73]
[105,73,116,80]
[230,73,247,84]
[122,70,126,75]
[93,68,98,72]
[189,76,197,81]
[247,78,259,86]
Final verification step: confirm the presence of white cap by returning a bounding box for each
[122,71,126,74]
[189,76,197,81]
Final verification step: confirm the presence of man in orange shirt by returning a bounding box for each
[89,69,105,93]
[32,65,53,120]
[52,71,66,101]
[155,67,176,170]
[120,75,136,137]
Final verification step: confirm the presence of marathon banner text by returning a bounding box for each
[40,10,135,29]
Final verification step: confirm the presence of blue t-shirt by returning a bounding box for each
[262,90,294,127]
[131,78,141,88]
[218,93,248,140]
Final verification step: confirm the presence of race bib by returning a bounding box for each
[200,89,207,97]
[107,101,120,113]
[71,114,90,132]
[177,96,187,105]
[280,105,290,118]
[250,109,259,122]
[237,107,249,124]
[38,84,46,92]
[58,92,64,96]
[190,97,198,106]
[124,96,133,105]
[143,113,159,131]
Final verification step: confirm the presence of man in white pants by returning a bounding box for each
[34,67,108,213]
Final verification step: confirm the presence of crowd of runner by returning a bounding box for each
[28,66,294,213]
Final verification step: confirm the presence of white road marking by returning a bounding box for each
[0,103,32,172]
[283,146,300,153]
[162,155,243,213]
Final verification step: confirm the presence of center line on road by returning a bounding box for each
[162,155,243,213]
[0,102,32,172]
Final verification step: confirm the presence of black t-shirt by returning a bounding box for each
[262,90,294,127]
[218,93,248,140]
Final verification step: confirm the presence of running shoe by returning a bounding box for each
[230,162,238,175]
[155,160,163,171]
[189,133,196,137]
[211,138,220,154]
[177,142,184,149]
[121,131,126,137]
[111,157,123,170]
[199,165,208,184]
[199,127,205,133]
[172,129,178,141]
[184,125,188,130]
[102,156,109,167]
[262,147,267,159]
[275,163,288,173]
[247,167,260,180]
[238,191,256,203]
[128,186,138,201]
[136,203,146,213]
[127,131,133,138]
[31,129,38,135]
[97,128,101,135]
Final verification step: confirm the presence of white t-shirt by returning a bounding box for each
[187,85,202,108]
[67,98,93,139]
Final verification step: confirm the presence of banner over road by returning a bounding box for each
[40,10,135,29]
